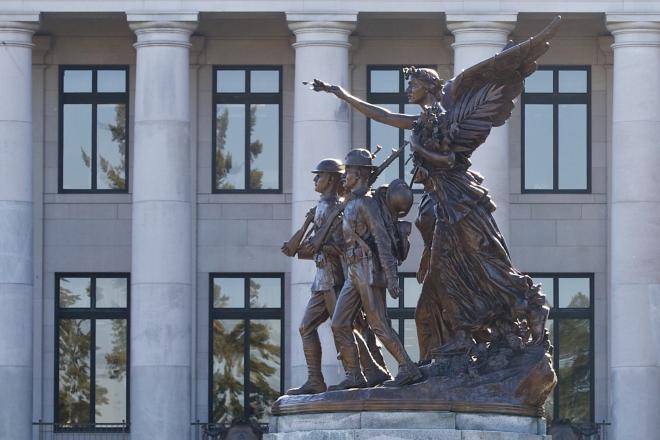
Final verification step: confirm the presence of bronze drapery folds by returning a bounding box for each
[274,17,561,417]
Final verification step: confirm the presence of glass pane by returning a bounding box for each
[63,70,92,93]
[558,318,591,423]
[95,319,127,423]
[381,319,399,374]
[404,103,424,191]
[558,278,590,308]
[370,70,399,93]
[249,278,281,308]
[559,70,587,93]
[547,319,554,350]
[217,70,245,93]
[213,278,245,308]
[250,70,279,93]
[215,104,246,190]
[63,104,93,190]
[403,277,422,308]
[524,104,553,190]
[98,70,126,93]
[371,103,400,188]
[386,293,399,309]
[59,277,91,308]
[249,104,280,190]
[249,319,281,423]
[97,104,127,190]
[532,277,555,308]
[403,319,420,363]
[58,319,91,424]
[212,319,245,423]
[525,70,553,93]
[558,104,587,190]
[96,278,128,308]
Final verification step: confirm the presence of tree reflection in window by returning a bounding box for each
[213,67,281,192]
[60,67,128,193]
[56,274,129,427]
[530,274,593,429]
[210,275,283,425]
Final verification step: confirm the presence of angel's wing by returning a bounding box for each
[441,16,561,153]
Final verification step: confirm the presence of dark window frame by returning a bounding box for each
[212,66,283,194]
[521,65,592,193]
[386,272,417,336]
[58,65,130,194]
[367,65,434,192]
[54,272,131,432]
[208,273,285,426]
[529,272,595,425]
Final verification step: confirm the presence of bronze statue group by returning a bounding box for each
[282,17,561,397]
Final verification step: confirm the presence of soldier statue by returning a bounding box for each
[282,158,391,395]
[329,149,422,390]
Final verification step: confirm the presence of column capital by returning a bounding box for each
[0,13,39,48]
[446,14,516,49]
[127,12,198,48]
[287,13,356,49]
[606,15,660,48]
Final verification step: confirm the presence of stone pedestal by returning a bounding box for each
[446,14,516,241]
[265,411,549,439]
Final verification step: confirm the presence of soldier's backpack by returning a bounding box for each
[374,179,413,265]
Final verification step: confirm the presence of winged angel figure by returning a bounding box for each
[313,17,561,362]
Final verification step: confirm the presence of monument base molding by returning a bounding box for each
[265,411,549,439]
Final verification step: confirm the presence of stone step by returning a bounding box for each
[264,428,550,440]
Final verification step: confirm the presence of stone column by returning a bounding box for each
[127,14,197,440]
[447,14,516,241]
[606,16,660,440]
[286,13,356,387]
[0,14,38,440]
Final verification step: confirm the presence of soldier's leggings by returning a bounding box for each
[300,288,387,379]
[331,259,412,373]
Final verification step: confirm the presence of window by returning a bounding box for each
[55,274,129,428]
[529,274,594,427]
[522,66,591,192]
[213,67,282,192]
[59,66,129,192]
[367,66,429,190]
[209,274,284,426]
[381,274,421,371]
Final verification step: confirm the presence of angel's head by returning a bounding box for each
[403,66,444,105]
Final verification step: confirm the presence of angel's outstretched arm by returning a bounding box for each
[311,79,417,129]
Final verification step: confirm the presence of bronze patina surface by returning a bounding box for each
[276,16,561,418]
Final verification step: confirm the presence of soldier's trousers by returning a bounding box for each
[300,288,387,379]
[331,259,412,373]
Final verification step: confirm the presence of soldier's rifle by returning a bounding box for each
[281,207,316,258]
[306,144,409,256]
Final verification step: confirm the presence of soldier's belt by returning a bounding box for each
[345,246,369,263]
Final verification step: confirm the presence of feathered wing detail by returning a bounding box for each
[441,16,561,154]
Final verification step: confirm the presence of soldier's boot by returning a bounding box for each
[327,369,367,392]
[287,331,327,395]
[382,361,423,388]
[286,375,327,395]
[328,346,367,391]
[355,330,392,387]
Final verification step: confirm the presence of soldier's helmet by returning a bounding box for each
[344,148,377,168]
[311,158,345,174]
[386,178,414,217]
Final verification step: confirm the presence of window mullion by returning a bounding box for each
[552,99,559,191]
[245,102,251,190]
[91,103,98,191]
[90,317,96,426]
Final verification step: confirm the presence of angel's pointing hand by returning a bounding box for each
[304,79,348,99]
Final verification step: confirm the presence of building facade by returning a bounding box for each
[0,1,658,439]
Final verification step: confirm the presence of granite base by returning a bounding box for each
[264,411,550,439]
